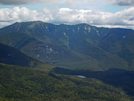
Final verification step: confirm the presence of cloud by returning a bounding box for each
[0,7,134,29]
[65,0,97,7]
[0,0,63,5]
[0,0,103,11]
[2,0,134,9]
[0,7,37,21]
[0,0,102,12]
[106,0,134,6]
[113,0,134,6]
[0,0,97,5]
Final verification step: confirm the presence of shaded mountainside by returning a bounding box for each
[0,21,134,71]
[98,30,134,70]
[0,43,54,70]
[0,63,132,101]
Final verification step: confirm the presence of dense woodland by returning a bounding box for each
[0,63,132,101]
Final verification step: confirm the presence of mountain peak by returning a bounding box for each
[12,21,45,28]
[0,21,134,71]
[77,23,91,26]
[15,20,44,24]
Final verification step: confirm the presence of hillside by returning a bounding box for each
[98,29,134,70]
[0,36,133,101]
[0,63,131,101]
[52,67,134,97]
[0,43,54,70]
[0,21,134,71]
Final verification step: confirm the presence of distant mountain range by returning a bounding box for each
[0,21,134,71]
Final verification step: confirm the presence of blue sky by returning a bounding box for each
[0,0,134,29]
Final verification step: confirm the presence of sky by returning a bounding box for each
[0,0,134,29]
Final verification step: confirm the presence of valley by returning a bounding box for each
[0,21,134,100]
[0,43,132,101]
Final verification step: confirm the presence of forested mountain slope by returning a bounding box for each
[0,21,134,71]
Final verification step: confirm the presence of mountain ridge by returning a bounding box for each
[0,21,134,71]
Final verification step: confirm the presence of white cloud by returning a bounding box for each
[65,0,97,7]
[0,7,134,29]
[0,7,37,22]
